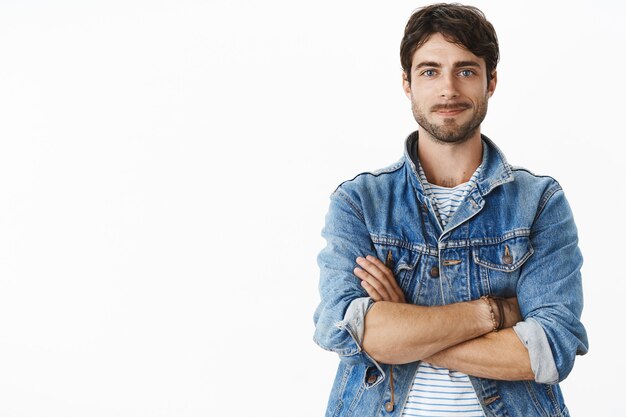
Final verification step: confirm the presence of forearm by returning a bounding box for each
[362,299,493,364]
[424,328,534,380]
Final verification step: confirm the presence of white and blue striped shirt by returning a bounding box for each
[417,164,482,228]
[402,363,485,417]
[400,162,485,417]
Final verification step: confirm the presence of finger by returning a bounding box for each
[354,260,394,301]
[355,256,388,279]
[354,267,392,300]
[360,280,383,302]
[363,255,394,278]
[355,264,405,303]
[362,255,406,302]
[353,267,393,301]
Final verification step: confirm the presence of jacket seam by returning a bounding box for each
[536,184,563,221]
[524,381,551,417]
[370,228,532,252]
[467,228,532,246]
[371,234,436,255]
[332,160,405,194]
[332,189,366,223]
[511,166,563,181]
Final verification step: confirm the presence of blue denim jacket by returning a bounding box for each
[313,132,588,417]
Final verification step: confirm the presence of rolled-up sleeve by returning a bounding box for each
[515,184,588,383]
[513,318,559,384]
[313,188,384,373]
[341,296,375,345]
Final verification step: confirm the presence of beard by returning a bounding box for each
[411,95,488,145]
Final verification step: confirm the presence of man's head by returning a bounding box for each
[400,3,499,85]
[400,4,499,145]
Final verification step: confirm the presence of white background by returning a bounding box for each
[0,1,624,416]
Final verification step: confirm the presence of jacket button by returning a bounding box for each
[385,402,394,412]
[430,266,440,278]
[367,375,378,384]
[503,255,513,265]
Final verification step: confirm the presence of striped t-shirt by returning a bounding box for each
[418,163,482,228]
[400,162,485,417]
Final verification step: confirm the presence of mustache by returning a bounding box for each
[430,103,472,112]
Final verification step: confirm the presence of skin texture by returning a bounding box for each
[357,34,534,381]
[425,329,534,381]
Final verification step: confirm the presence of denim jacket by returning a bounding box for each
[313,132,588,417]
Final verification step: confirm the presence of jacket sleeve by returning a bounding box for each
[514,184,588,383]
[313,187,384,373]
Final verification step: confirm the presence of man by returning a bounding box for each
[313,4,588,417]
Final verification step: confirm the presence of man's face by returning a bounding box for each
[403,33,497,145]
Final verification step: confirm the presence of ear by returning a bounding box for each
[402,71,411,99]
[487,70,497,97]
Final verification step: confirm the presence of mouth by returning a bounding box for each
[435,109,466,116]
[431,104,471,117]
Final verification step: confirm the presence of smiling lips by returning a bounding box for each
[431,103,471,116]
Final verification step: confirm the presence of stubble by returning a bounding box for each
[412,94,489,145]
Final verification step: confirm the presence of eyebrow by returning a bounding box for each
[414,60,482,70]
[454,60,481,68]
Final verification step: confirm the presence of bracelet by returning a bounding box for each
[480,296,498,332]
[493,297,505,331]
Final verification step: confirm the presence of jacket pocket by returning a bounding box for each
[472,234,534,296]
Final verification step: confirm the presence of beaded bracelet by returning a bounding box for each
[480,295,504,332]
[494,297,505,331]
[480,296,497,332]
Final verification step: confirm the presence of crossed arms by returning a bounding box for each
[355,255,533,381]
[314,186,588,384]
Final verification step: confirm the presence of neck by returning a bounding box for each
[417,129,483,188]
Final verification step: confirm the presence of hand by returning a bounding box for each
[354,255,406,303]
[500,297,522,328]
[486,297,522,330]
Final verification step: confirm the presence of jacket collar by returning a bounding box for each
[403,130,514,197]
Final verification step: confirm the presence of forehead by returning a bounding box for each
[412,33,485,68]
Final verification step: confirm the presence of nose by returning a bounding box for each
[439,72,459,99]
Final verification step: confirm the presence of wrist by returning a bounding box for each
[480,296,504,332]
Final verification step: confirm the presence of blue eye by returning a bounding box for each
[422,69,436,77]
[459,69,474,77]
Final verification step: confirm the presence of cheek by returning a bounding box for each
[410,90,429,106]
[410,96,425,112]
[466,88,488,105]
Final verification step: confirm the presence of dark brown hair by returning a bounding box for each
[400,3,499,83]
